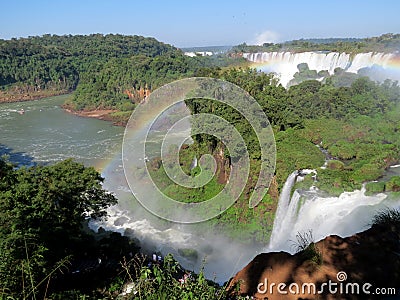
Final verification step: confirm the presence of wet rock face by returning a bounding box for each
[267,176,279,201]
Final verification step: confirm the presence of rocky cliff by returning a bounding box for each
[227,214,400,299]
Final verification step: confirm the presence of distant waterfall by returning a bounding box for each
[242,51,395,86]
[267,170,392,253]
[347,52,393,73]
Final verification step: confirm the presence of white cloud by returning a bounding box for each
[251,30,279,45]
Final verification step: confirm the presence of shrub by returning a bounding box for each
[291,230,322,266]
[326,160,345,170]
[386,176,400,192]
[371,208,400,229]
[365,181,385,194]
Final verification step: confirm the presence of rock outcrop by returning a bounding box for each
[227,221,400,299]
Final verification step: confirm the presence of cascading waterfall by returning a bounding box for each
[242,51,395,86]
[267,169,397,253]
[268,171,298,247]
[268,170,315,250]
[347,52,393,73]
[88,206,194,249]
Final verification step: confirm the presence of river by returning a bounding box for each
[0,95,124,168]
[0,95,260,283]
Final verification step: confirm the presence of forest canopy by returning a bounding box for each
[0,34,243,115]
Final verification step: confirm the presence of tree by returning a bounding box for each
[0,158,117,297]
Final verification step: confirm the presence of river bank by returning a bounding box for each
[63,107,118,121]
[0,89,71,103]
[63,106,130,126]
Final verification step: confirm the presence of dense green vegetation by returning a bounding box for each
[0,158,123,298]
[0,34,245,124]
[366,175,400,195]
[2,32,400,298]
[119,254,231,300]
[146,68,400,242]
[0,34,178,90]
[67,53,213,112]
[0,157,237,299]
[192,68,400,190]
[231,33,400,53]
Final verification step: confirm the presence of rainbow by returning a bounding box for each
[95,95,189,192]
[385,54,400,71]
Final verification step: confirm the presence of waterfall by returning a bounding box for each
[190,156,198,170]
[267,170,393,253]
[243,51,396,86]
[347,52,393,73]
[268,171,298,249]
[268,170,315,251]
[268,190,301,250]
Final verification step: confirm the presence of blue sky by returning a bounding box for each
[1,0,399,47]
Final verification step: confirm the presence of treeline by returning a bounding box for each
[0,34,179,89]
[231,33,400,54]
[0,34,244,121]
[0,34,240,125]
[0,42,78,93]
[25,34,180,59]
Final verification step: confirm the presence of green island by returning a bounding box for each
[1,33,400,298]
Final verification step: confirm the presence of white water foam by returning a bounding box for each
[267,170,396,253]
[243,51,395,86]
